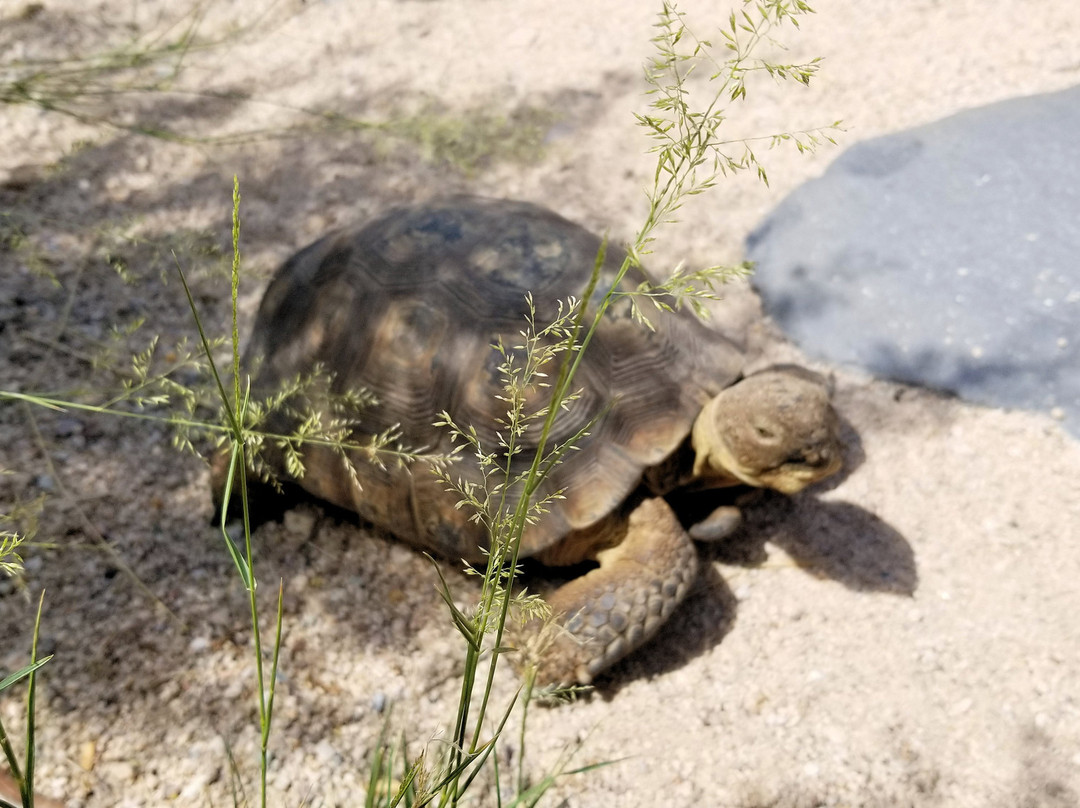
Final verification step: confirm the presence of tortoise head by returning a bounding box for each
[691,365,843,494]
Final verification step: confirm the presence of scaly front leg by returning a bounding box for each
[523,497,698,687]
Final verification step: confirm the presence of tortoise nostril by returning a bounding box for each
[754,424,779,442]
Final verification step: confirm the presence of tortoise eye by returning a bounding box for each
[754,424,777,440]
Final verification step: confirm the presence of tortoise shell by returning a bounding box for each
[244,197,744,563]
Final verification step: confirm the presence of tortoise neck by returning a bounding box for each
[639,438,708,494]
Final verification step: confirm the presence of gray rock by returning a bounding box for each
[748,85,1080,434]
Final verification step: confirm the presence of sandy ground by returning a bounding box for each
[2,1,1080,806]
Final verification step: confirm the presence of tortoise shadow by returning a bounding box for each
[588,486,915,697]
[708,491,918,596]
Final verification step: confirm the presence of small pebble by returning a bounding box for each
[79,740,96,771]
[371,691,388,713]
[283,509,316,536]
[99,761,137,785]
[54,417,83,437]
[225,521,244,544]
[313,739,343,767]
[948,698,973,717]
[177,767,220,801]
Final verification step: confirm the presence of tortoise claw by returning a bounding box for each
[688,505,743,542]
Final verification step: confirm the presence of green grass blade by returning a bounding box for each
[23,590,46,808]
[0,716,23,795]
[366,708,395,808]
[262,579,285,751]
[0,658,52,694]
[215,443,253,588]
[387,755,421,808]
[425,555,480,650]
[453,686,520,798]
[505,759,623,808]
[173,255,241,436]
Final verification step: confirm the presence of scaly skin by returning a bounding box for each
[523,497,698,687]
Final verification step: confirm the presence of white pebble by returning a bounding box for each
[948,697,973,717]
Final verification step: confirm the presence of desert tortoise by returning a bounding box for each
[213,197,843,686]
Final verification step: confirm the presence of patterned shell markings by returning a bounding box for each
[244,197,745,563]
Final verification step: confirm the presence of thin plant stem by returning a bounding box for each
[23,591,45,808]
[442,5,835,802]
